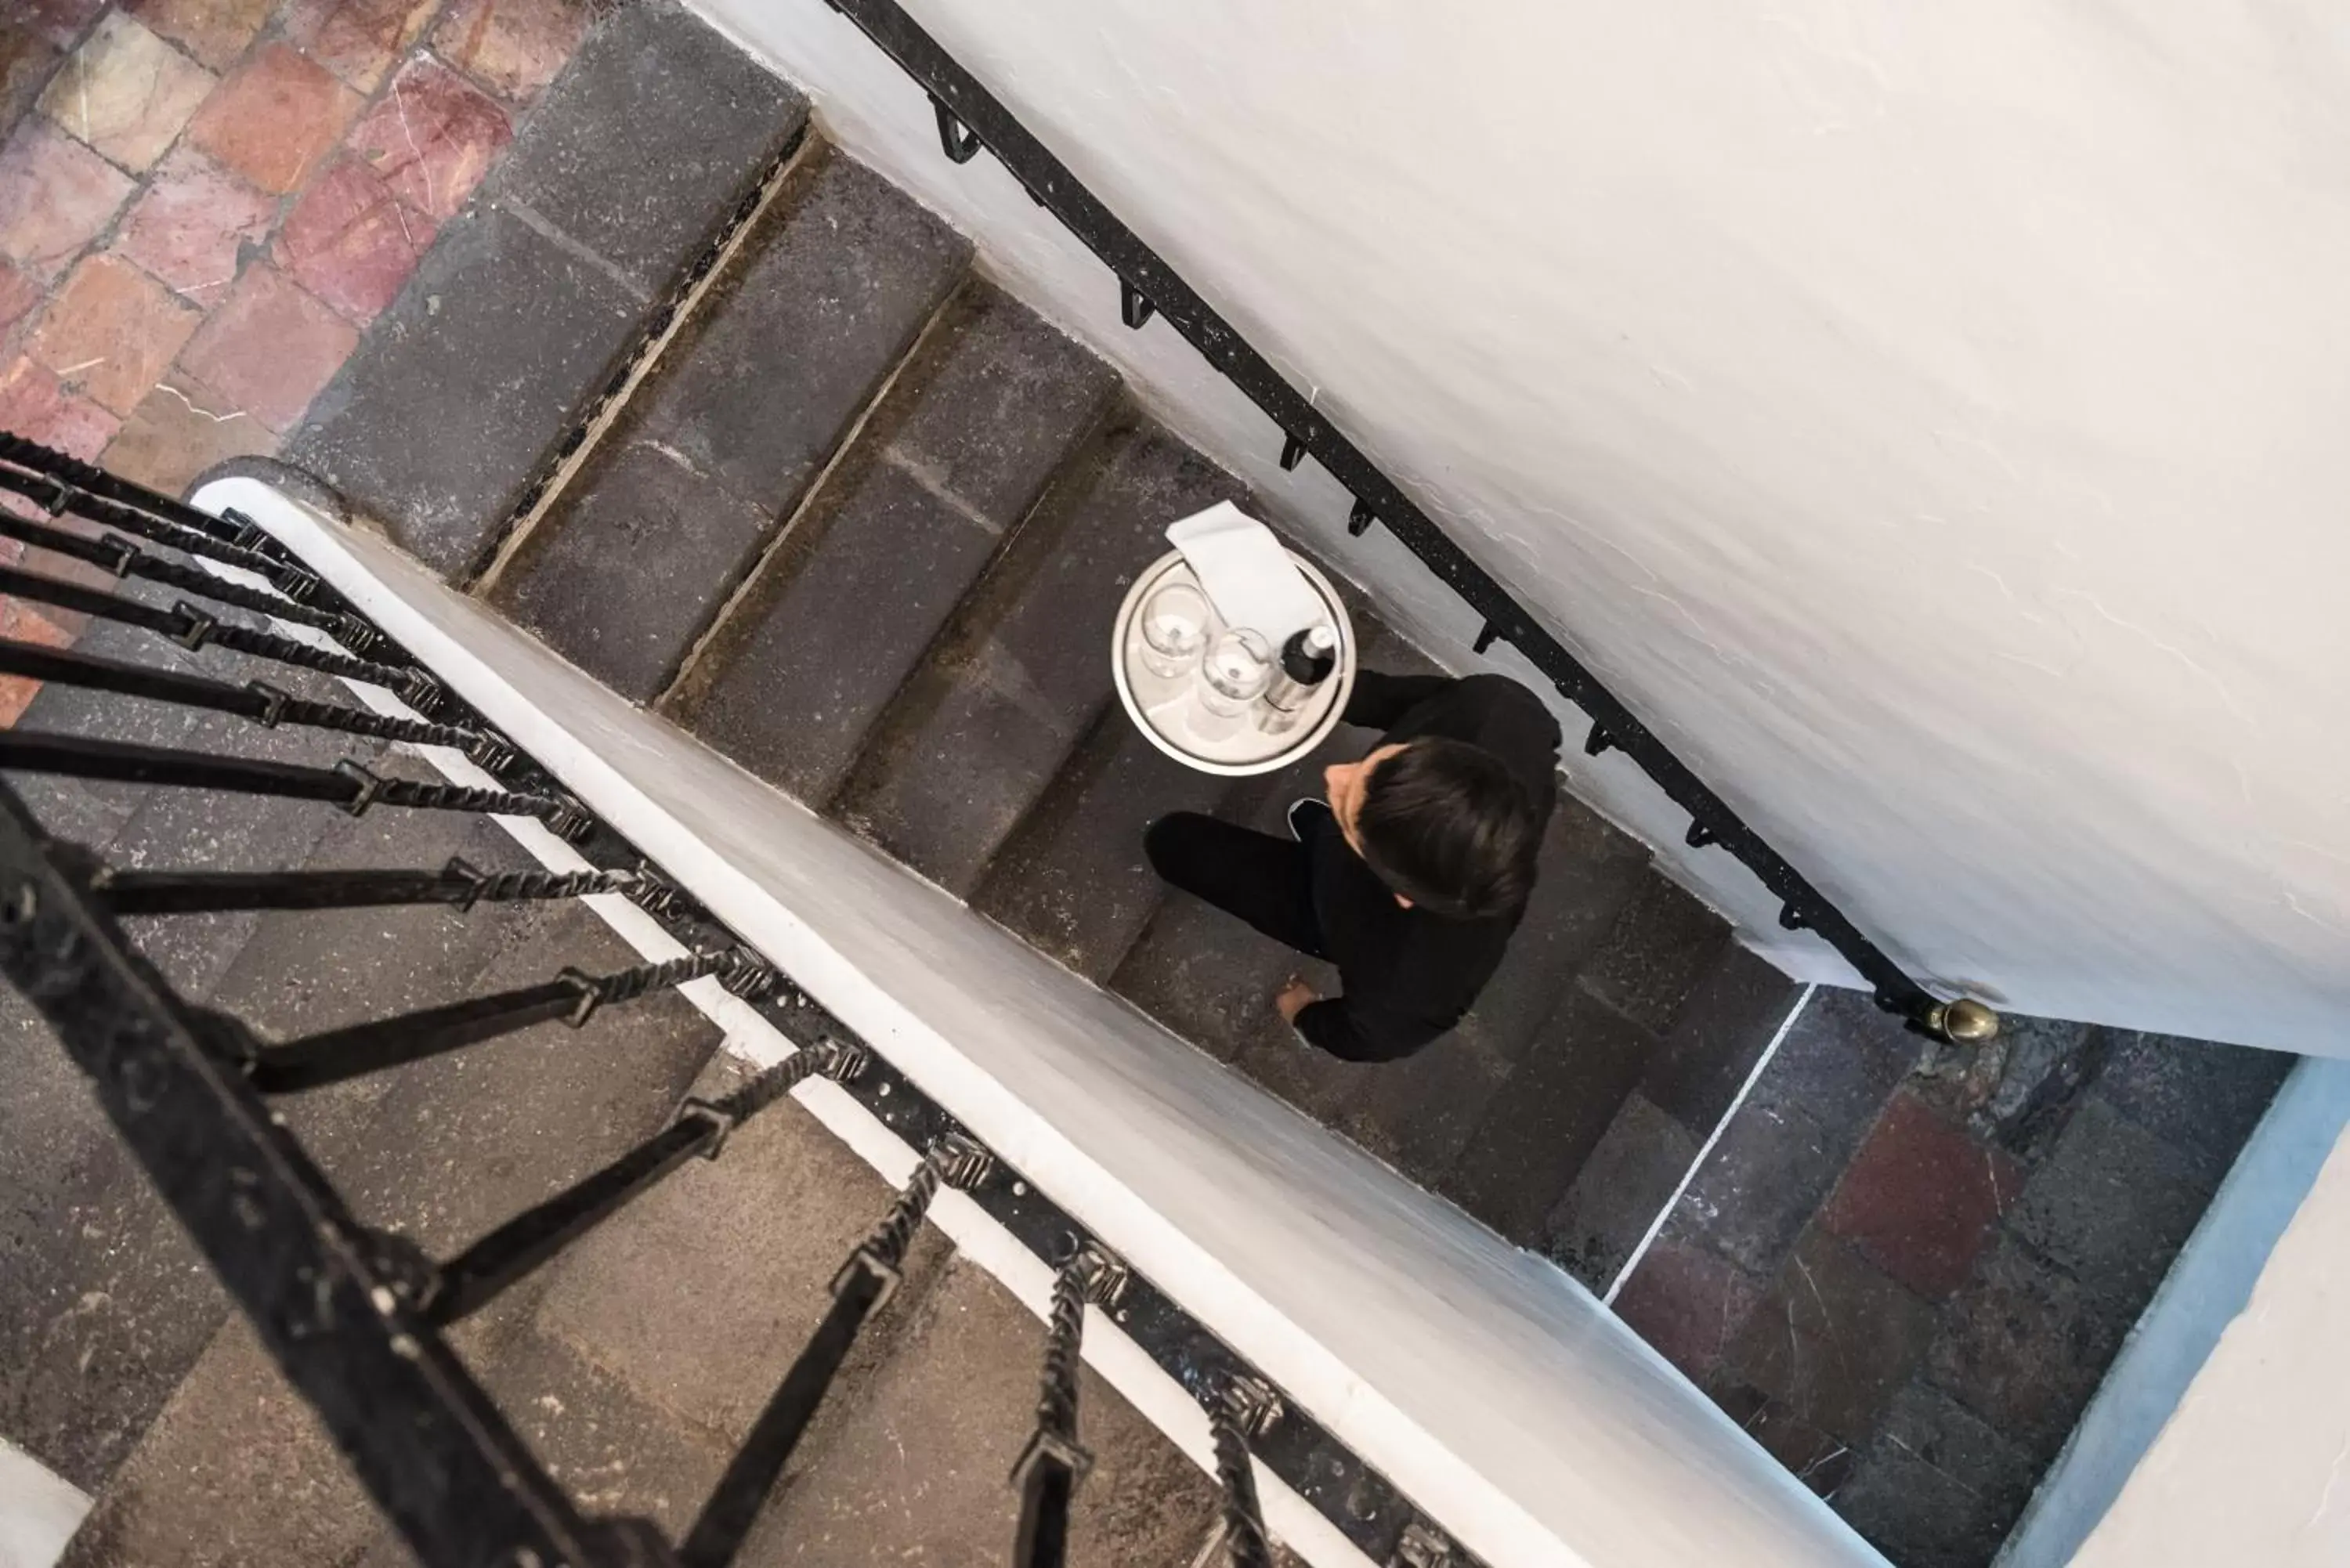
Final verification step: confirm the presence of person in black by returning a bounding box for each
[1143,670,1560,1061]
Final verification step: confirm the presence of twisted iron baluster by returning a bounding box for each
[1211,1382,1274,1568]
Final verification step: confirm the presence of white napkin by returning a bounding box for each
[1165,502,1322,645]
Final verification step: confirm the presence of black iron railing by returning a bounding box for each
[808,0,1996,1045]
[0,435,1444,1567]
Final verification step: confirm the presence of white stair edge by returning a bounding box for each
[0,1433,89,1568]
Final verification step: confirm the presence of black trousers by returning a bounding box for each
[1142,811,1329,961]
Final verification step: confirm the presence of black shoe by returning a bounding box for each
[1286,797,1334,842]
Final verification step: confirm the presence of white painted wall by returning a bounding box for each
[215,476,1891,1568]
[0,1436,88,1568]
[685,0,2350,1055]
[2067,1107,2350,1568]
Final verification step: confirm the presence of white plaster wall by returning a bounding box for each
[218,479,1890,1568]
[2068,1112,2350,1568]
[685,0,2350,1055]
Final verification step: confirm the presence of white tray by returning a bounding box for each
[1111,548,1356,777]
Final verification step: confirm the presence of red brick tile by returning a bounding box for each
[1824,1092,2020,1300]
[37,13,216,172]
[0,354,121,459]
[20,0,107,52]
[27,251,203,414]
[173,263,356,432]
[2,27,66,132]
[186,42,361,194]
[102,370,273,494]
[282,0,439,93]
[0,118,134,278]
[1727,1230,1936,1444]
[0,593,76,724]
[128,0,277,72]
[0,263,40,337]
[432,0,585,103]
[1613,1239,1766,1384]
[274,151,434,323]
[346,55,510,222]
[110,146,273,306]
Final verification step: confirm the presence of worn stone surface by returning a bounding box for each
[1611,1237,1764,1385]
[1639,942,1802,1138]
[1706,1380,1856,1498]
[1831,1378,2041,1568]
[432,0,588,103]
[281,0,439,92]
[835,417,1240,895]
[1542,1091,1700,1289]
[1822,1091,2019,1300]
[111,146,274,307]
[1726,1228,1936,1446]
[0,354,118,456]
[2093,1029,2294,1188]
[492,435,776,701]
[676,284,1113,799]
[175,261,358,431]
[1665,1089,1848,1277]
[272,151,436,324]
[1446,989,1661,1244]
[184,42,362,194]
[0,120,133,278]
[35,13,214,172]
[728,1257,1220,1568]
[2,27,65,133]
[975,709,1235,980]
[344,53,510,222]
[2009,1096,2216,1310]
[625,150,968,508]
[485,0,807,296]
[284,199,641,573]
[99,371,274,493]
[1925,1234,2128,1460]
[1575,872,1729,1031]
[26,251,201,415]
[1336,1028,1516,1192]
[128,0,273,70]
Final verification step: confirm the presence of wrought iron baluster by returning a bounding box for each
[92,858,653,916]
[0,563,439,707]
[0,638,498,761]
[0,462,314,598]
[1013,1247,1117,1568]
[0,431,291,561]
[1208,1376,1277,1568]
[0,508,367,644]
[411,1042,867,1327]
[0,732,586,836]
[247,948,768,1093]
[679,1139,982,1568]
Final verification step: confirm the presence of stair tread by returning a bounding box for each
[973,706,1236,982]
[832,417,1241,896]
[287,2,808,578]
[674,284,1115,798]
[492,150,971,700]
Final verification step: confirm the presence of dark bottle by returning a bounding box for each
[1264,623,1339,727]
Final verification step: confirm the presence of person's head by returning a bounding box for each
[1324,739,1540,919]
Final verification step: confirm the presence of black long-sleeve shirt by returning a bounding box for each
[1293,670,1562,1061]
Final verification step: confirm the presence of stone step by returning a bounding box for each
[60,845,726,1566]
[668,280,1116,799]
[286,2,809,579]
[972,704,1239,982]
[830,413,1242,897]
[489,147,972,703]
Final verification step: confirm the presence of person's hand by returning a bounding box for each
[1275,976,1318,1024]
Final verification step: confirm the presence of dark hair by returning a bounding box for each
[1355,739,1540,920]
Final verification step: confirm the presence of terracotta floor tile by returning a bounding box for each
[185,40,360,193]
[37,13,216,172]
[0,118,135,277]
[274,151,434,323]
[432,0,585,103]
[1823,1092,2018,1301]
[1614,1237,1766,1385]
[110,145,274,307]
[173,262,356,431]
[102,370,273,494]
[0,354,121,459]
[281,0,438,93]
[347,54,510,222]
[0,262,40,336]
[128,0,277,71]
[27,251,203,414]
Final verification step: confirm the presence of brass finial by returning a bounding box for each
[1931,997,2001,1044]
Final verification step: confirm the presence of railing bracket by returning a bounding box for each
[930,94,982,163]
[933,1129,996,1191]
[1221,1371,1284,1438]
[1583,723,1614,757]
[1119,280,1155,330]
[1685,821,1717,849]
[245,681,289,728]
[1279,432,1309,472]
[1473,620,1502,656]
[332,758,386,818]
[1347,499,1376,537]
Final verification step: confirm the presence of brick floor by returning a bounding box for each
[0,0,590,724]
[1821,1090,2019,1300]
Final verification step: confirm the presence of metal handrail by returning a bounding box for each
[815,0,1997,1044]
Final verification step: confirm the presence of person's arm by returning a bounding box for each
[1343,669,1455,732]
[1291,995,1434,1064]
